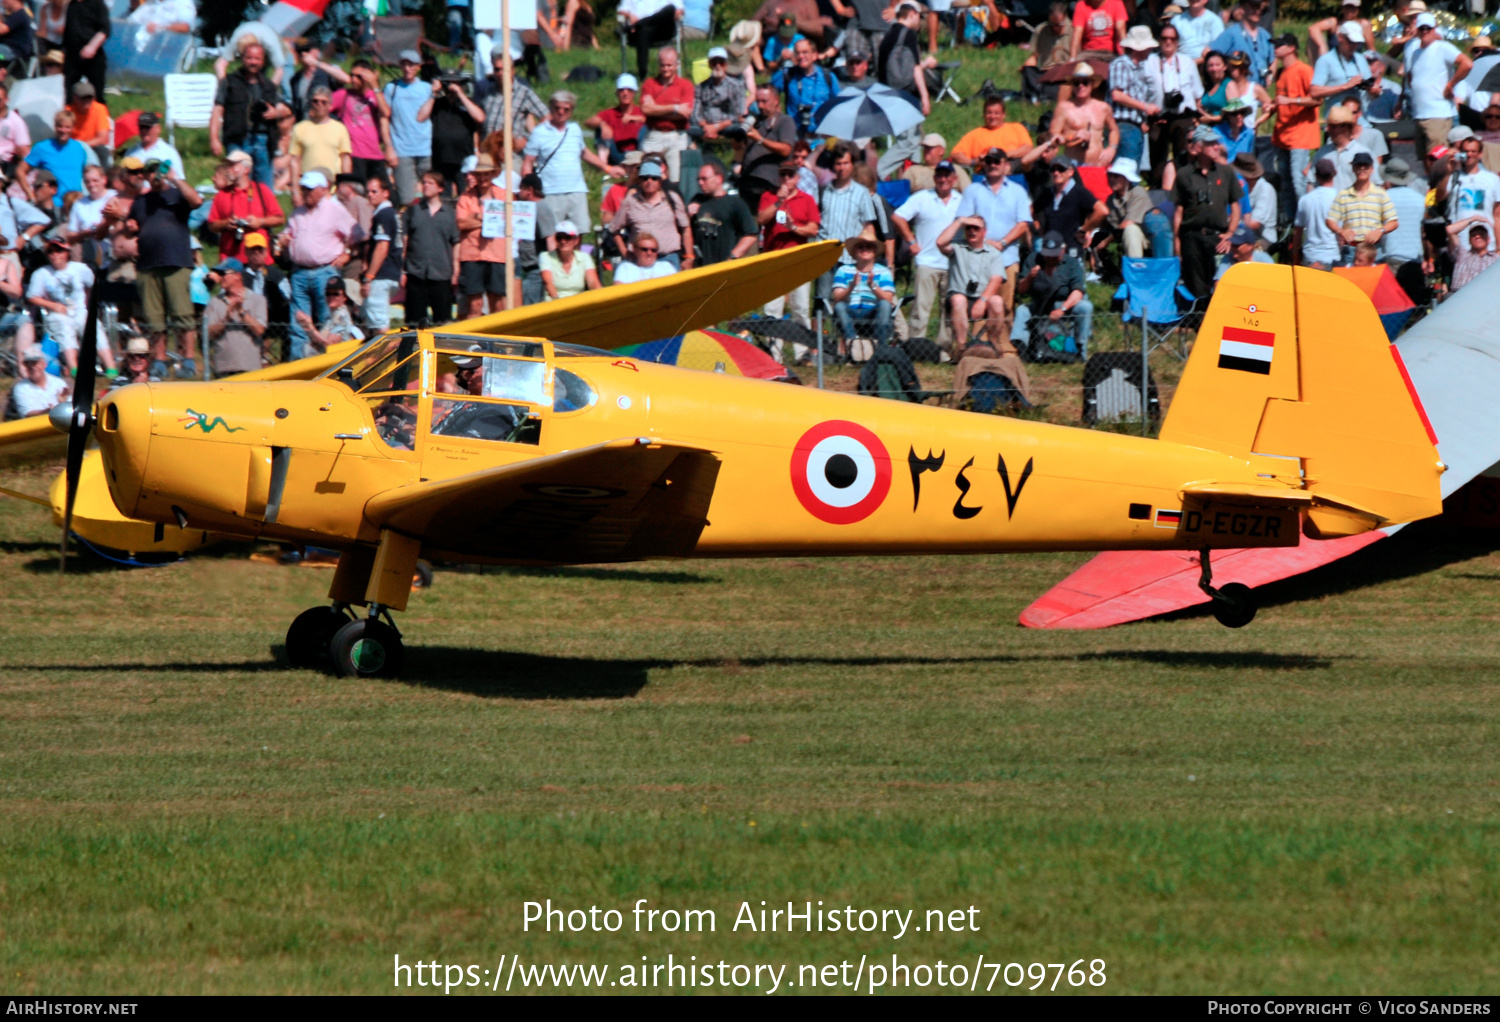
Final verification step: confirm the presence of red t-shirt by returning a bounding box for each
[597,105,644,151]
[208,181,280,261]
[641,75,694,132]
[1073,0,1126,53]
[758,189,819,252]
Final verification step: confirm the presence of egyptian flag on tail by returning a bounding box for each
[1217,326,1275,375]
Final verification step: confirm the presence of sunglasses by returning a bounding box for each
[1050,166,1069,173]
[555,232,578,240]
[639,173,662,180]
[637,246,659,253]
[1160,34,1179,40]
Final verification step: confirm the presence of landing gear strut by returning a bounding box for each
[1198,548,1257,628]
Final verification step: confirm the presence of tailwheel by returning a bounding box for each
[1209,582,1257,629]
[412,559,434,590]
[286,605,353,668]
[330,617,406,678]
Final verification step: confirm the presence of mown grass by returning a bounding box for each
[1,472,1499,993]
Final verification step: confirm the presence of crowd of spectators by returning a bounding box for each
[5,0,1500,419]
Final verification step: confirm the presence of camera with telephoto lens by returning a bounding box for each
[1357,77,1376,91]
[232,217,252,240]
[1163,89,1185,114]
[439,73,471,94]
[721,117,751,141]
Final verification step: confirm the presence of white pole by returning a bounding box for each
[502,0,515,309]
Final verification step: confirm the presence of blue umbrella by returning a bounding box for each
[810,84,924,140]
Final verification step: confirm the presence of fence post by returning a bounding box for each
[815,307,824,389]
[1141,311,1149,437]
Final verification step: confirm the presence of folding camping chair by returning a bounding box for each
[1113,256,1196,433]
[366,15,426,66]
[932,61,964,106]
[163,73,218,150]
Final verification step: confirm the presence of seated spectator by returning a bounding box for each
[1328,152,1398,258]
[295,274,364,353]
[601,150,643,230]
[114,335,153,387]
[905,134,971,193]
[1022,3,1073,104]
[831,226,895,345]
[1214,99,1256,161]
[609,156,693,268]
[204,258,267,374]
[1315,105,1379,190]
[66,83,110,153]
[1100,156,1170,258]
[1038,154,1108,257]
[894,160,963,351]
[620,0,683,82]
[63,164,114,264]
[614,230,678,284]
[27,238,103,376]
[691,47,747,145]
[1449,217,1499,290]
[951,95,1035,167]
[0,83,30,169]
[1011,230,1093,358]
[127,0,195,33]
[540,220,602,299]
[587,73,646,170]
[1050,64,1119,167]
[764,14,805,70]
[687,160,758,266]
[1214,224,1275,280]
[0,0,34,67]
[937,215,1005,351]
[25,111,87,205]
[1352,240,1379,266]
[10,351,68,417]
[1234,152,1277,248]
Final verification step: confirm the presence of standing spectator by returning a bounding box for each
[613,231,678,284]
[831,226,895,345]
[1235,152,1277,247]
[937,216,1005,351]
[1209,0,1273,83]
[905,134,971,192]
[757,160,820,325]
[282,170,358,360]
[956,148,1033,329]
[67,82,110,155]
[688,160,757,266]
[1224,52,1272,128]
[206,150,284,263]
[1172,0,1224,61]
[129,161,202,378]
[951,96,1034,166]
[725,19,764,98]
[1272,33,1319,213]
[540,220,602,300]
[816,143,876,269]
[25,111,87,206]
[691,48,747,145]
[514,174,551,306]
[26,239,98,375]
[477,51,548,153]
[454,154,509,317]
[1447,136,1500,252]
[289,87,354,204]
[1448,217,1499,290]
[894,161,963,350]
[331,61,392,184]
[640,48,694,183]
[334,174,373,292]
[285,41,337,123]
[240,232,290,358]
[1292,158,1342,269]
[430,77,484,194]
[1109,27,1163,166]
[1069,0,1127,60]
[401,171,460,326]
[0,82,30,172]
[1309,0,1377,57]
[1172,127,1241,301]
[875,3,934,178]
[1022,3,1072,104]
[738,86,796,214]
[1037,154,1107,256]
[211,44,289,188]
[1150,23,1202,187]
[524,90,621,240]
[382,51,435,206]
[620,0,683,82]
[609,157,692,268]
[1011,231,1093,357]
[587,73,646,169]
[1050,64,1119,167]
[125,112,187,177]
[1380,157,1426,268]
[203,258,268,374]
[1100,156,1169,257]
[360,175,402,330]
[63,0,109,99]
[63,164,115,261]
[1315,105,1378,190]
[1402,12,1471,157]
[1312,21,1372,116]
[774,38,839,139]
[446,0,472,53]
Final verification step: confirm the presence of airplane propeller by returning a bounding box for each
[46,265,102,574]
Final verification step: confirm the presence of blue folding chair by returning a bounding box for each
[1113,256,1198,362]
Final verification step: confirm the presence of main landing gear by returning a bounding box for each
[286,602,406,677]
[1198,548,1257,628]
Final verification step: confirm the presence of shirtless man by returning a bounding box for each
[1049,63,1119,166]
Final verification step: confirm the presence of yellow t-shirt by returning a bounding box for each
[951,123,1034,163]
[289,119,352,179]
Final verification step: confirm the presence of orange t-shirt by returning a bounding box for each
[69,100,111,146]
[1272,61,1320,151]
[951,123,1034,163]
[456,183,510,263]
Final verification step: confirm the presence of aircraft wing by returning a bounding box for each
[452,242,843,348]
[363,438,721,564]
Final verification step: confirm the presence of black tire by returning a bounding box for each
[413,560,434,590]
[1210,583,1257,629]
[286,606,350,668]
[329,618,406,678]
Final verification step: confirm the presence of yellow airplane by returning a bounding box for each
[43,242,1442,677]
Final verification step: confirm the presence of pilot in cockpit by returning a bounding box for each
[429,347,534,443]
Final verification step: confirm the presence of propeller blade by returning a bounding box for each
[60,268,101,573]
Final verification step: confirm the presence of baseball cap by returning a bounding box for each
[1229,225,1258,246]
[934,160,957,175]
[638,159,665,178]
[1351,151,1375,167]
[1274,32,1299,49]
[778,13,796,28]
[1315,157,1337,178]
[212,257,244,273]
[621,150,645,166]
[707,46,729,62]
[324,276,347,295]
[399,49,422,64]
[1338,21,1365,42]
[921,132,946,148]
[71,81,95,99]
[554,220,580,236]
[460,154,478,174]
[243,231,269,249]
[21,349,43,362]
[299,170,329,189]
[226,149,252,165]
[1414,12,1437,28]
[44,237,67,250]
[450,344,486,369]
[138,112,159,130]
[1429,144,1454,160]
[1049,153,1074,170]
[1038,231,1066,255]
[1449,125,1475,143]
[615,73,639,90]
[1191,124,1220,144]
[779,159,800,173]
[41,49,63,65]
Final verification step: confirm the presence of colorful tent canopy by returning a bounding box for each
[614,329,796,381]
[1333,265,1416,339]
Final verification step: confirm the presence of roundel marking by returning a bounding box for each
[789,420,892,524]
[524,484,624,499]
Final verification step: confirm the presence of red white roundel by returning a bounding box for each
[790,420,892,524]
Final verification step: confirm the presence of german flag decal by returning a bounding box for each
[1154,508,1183,529]
[1217,326,1275,374]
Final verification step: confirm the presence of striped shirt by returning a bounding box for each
[482,79,548,142]
[1328,186,1397,242]
[817,180,877,261]
[1108,54,1162,126]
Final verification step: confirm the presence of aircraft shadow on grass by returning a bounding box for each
[471,565,720,585]
[1074,650,1337,670]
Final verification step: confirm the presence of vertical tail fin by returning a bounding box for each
[1160,264,1442,536]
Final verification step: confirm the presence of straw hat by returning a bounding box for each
[844,225,881,258]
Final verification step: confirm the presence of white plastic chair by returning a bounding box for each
[163,72,218,149]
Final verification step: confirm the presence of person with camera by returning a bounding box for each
[431,74,484,197]
[691,48,748,147]
[687,159,757,266]
[1010,230,1092,360]
[203,258,267,375]
[937,217,1005,354]
[210,43,289,189]
[205,150,284,265]
[772,38,839,140]
[1108,27,1164,168]
[1148,24,1202,189]
[757,159,820,326]
[738,85,797,215]
[127,158,202,378]
[951,96,1034,167]
[1312,21,1373,117]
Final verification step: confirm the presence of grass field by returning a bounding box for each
[1,455,1499,994]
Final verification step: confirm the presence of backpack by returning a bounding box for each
[901,336,943,363]
[1081,351,1160,425]
[566,64,605,83]
[1026,315,1078,363]
[964,371,1025,413]
[858,343,921,401]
